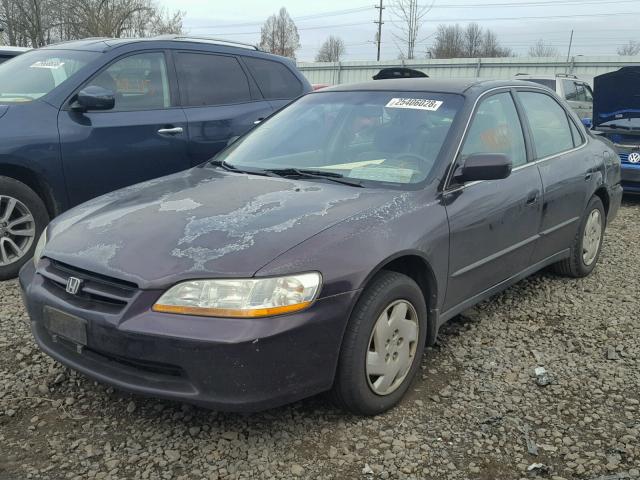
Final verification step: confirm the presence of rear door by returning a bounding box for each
[515,89,594,262]
[241,56,305,111]
[173,51,273,163]
[443,90,543,311]
[59,51,190,206]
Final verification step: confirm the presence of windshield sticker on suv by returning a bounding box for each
[30,60,65,70]
[386,98,443,111]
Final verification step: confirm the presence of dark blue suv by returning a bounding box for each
[0,36,311,279]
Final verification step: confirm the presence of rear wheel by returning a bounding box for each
[553,195,605,278]
[331,271,427,415]
[0,176,49,280]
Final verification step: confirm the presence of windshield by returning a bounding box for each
[0,49,99,103]
[217,91,463,187]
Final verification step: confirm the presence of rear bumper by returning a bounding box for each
[19,261,357,411]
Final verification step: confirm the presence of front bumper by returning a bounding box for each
[19,261,358,411]
[621,163,640,193]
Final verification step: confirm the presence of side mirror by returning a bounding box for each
[71,86,115,112]
[454,153,512,183]
[227,136,240,146]
[581,118,592,129]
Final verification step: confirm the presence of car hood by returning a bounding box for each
[594,66,640,128]
[45,166,398,289]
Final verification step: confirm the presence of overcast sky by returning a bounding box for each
[160,0,639,61]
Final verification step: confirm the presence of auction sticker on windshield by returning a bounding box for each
[386,98,443,111]
[30,60,65,69]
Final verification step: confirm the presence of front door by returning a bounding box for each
[173,52,274,164]
[59,51,190,207]
[443,91,543,312]
[515,89,595,262]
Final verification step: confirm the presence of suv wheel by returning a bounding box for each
[0,176,49,280]
[331,271,427,415]
[553,195,605,278]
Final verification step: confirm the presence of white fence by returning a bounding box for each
[297,56,640,85]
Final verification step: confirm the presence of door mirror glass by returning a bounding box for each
[72,85,115,111]
[455,153,512,183]
[581,117,592,129]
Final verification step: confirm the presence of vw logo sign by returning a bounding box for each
[65,277,83,295]
[628,152,640,164]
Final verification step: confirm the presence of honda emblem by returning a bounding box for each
[65,277,83,295]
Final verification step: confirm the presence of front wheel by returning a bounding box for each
[553,195,605,278]
[0,176,49,280]
[331,271,427,415]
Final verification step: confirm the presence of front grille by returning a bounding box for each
[39,259,137,311]
[86,347,185,378]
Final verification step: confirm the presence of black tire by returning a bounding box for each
[553,195,605,278]
[0,176,49,280]
[331,270,428,415]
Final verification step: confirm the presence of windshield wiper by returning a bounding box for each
[209,159,275,177]
[266,168,364,187]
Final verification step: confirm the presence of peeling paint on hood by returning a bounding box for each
[44,167,399,289]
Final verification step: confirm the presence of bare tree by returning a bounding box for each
[0,0,183,47]
[315,35,345,62]
[432,24,463,59]
[528,39,559,57]
[432,23,511,59]
[391,0,433,60]
[618,40,640,56]
[259,7,300,59]
[463,22,483,58]
[481,30,513,57]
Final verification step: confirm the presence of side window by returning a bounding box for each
[88,52,170,111]
[518,91,575,158]
[569,117,584,147]
[583,84,594,102]
[563,80,578,101]
[575,82,592,102]
[460,92,527,168]
[175,53,251,106]
[243,56,303,100]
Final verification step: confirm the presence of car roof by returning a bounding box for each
[40,36,269,53]
[319,78,538,95]
[38,36,295,65]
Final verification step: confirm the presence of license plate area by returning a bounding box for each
[43,306,87,348]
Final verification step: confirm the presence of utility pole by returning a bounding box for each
[566,29,574,63]
[374,0,384,61]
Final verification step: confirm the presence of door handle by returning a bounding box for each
[253,118,265,125]
[157,127,183,135]
[526,192,538,205]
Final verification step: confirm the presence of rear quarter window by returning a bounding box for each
[243,56,303,100]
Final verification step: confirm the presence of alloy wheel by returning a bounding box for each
[582,208,602,266]
[366,299,419,396]
[0,195,36,267]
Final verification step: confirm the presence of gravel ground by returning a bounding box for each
[1,198,639,480]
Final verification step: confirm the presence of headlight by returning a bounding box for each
[152,272,322,318]
[33,229,47,266]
